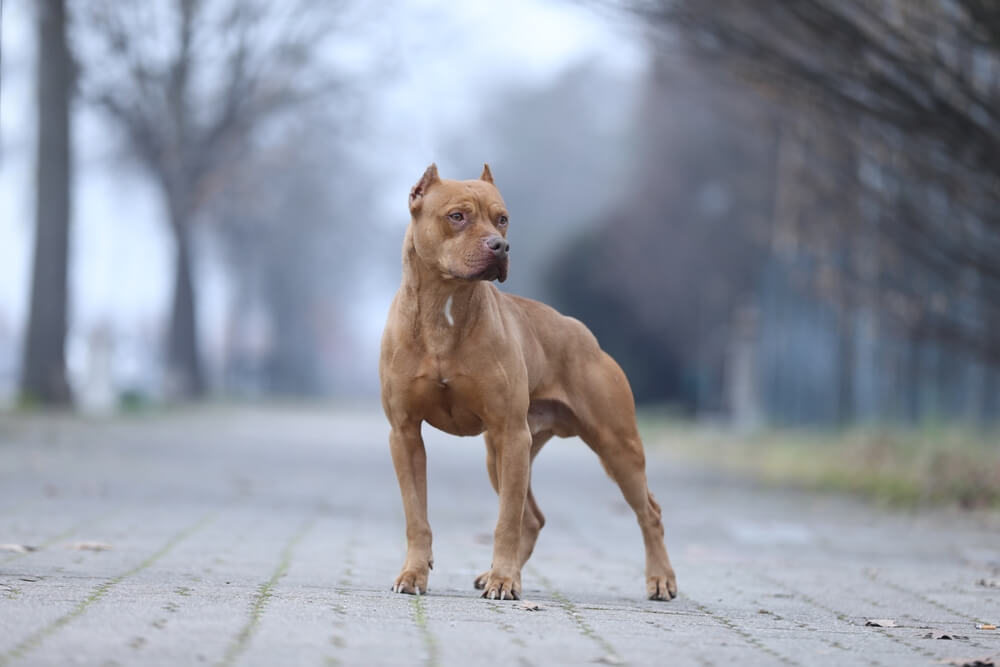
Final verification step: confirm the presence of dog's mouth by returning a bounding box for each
[456,257,508,283]
[482,258,508,283]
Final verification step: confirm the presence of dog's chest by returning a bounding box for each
[408,358,485,436]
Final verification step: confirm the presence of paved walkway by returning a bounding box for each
[0,406,998,666]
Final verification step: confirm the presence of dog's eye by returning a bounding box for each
[498,215,508,227]
[448,212,464,223]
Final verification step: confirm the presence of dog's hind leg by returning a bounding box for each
[575,356,677,601]
[585,430,677,600]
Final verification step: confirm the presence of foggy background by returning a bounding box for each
[3,0,999,430]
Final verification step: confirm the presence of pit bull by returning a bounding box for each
[379,163,677,601]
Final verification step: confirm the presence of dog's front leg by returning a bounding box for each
[481,423,531,600]
[389,423,432,594]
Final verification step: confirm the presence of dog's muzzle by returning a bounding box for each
[485,236,509,283]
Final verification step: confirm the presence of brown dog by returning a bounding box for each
[379,164,677,601]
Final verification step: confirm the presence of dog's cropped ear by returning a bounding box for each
[480,163,494,185]
[409,164,440,213]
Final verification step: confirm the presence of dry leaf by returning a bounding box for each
[939,657,997,667]
[866,619,898,628]
[68,541,112,552]
[925,631,969,640]
[0,544,37,553]
[520,600,543,611]
[975,624,997,631]
[977,579,1000,589]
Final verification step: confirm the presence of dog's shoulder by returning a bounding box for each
[500,292,601,352]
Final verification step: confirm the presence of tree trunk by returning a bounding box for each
[166,216,204,398]
[984,365,998,425]
[836,306,855,425]
[906,335,922,423]
[21,0,73,405]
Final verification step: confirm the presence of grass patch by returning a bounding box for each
[640,416,1000,509]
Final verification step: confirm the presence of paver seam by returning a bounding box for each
[328,526,360,663]
[463,556,533,659]
[864,568,993,626]
[854,590,996,654]
[756,605,881,666]
[410,595,441,667]
[127,576,212,655]
[745,574,881,666]
[756,571,943,663]
[529,567,623,664]
[336,536,357,589]
[484,601,530,653]
[862,568,998,653]
[144,516,255,638]
[684,594,799,666]
[0,512,214,666]
[215,517,315,667]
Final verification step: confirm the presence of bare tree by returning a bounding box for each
[637,0,1000,365]
[76,0,343,396]
[210,116,374,395]
[547,63,775,411]
[21,0,74,405]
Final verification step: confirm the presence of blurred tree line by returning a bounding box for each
[80,0,346,397]
[18,0,999,427]
[21,0,361,403]
[547,0,999,424]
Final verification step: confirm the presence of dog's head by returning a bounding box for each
[407,163,510,283]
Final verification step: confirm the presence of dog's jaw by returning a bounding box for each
[447,257,508,283]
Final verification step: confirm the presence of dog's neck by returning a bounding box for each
[400,226,486,338]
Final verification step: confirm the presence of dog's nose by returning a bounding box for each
[486,236,510,259]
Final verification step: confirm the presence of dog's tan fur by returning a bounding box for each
[379,164,677,601]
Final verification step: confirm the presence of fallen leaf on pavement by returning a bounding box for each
[0,544,37,553]
[977,579,1000,588]
[925,631,969,640]
[939,656,997,667]
[68,542,113,551]
[866,619,898,628]
[520,601,543,611]
[975,624,996,630]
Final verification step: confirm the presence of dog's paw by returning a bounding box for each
[392,568,429,596]
[646,568,677,601]
[473,570,489,590]
[479,568,520,601]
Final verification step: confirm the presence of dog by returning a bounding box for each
[379,163,677,601]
